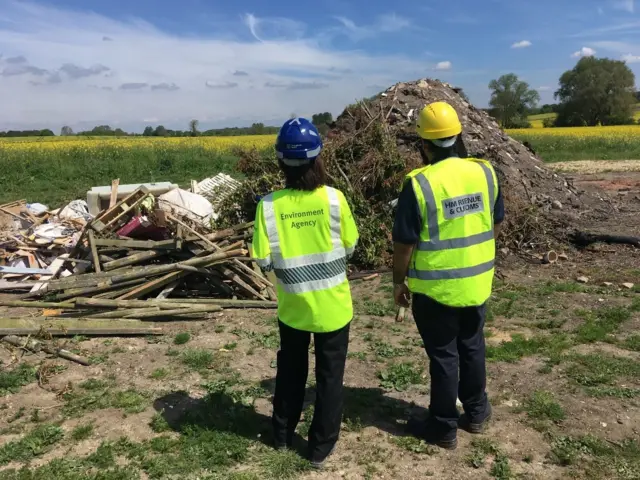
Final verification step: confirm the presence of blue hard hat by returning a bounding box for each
[275,117,323,166]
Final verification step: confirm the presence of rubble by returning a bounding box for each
[0,178,277,348]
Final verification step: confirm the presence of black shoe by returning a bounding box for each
[459,405,492,434]
[273,431,294,450]
[407,417,457,450]
[309,445,336,469]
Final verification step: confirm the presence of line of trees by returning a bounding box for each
[0,129,55,137]
[488,57,639,128]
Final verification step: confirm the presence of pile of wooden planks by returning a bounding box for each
[3,186,276,304]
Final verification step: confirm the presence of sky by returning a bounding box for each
[0,0,639,132]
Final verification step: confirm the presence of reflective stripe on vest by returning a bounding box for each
[413,161,496,252]
[408,160,497,282]
[261,186,347,294]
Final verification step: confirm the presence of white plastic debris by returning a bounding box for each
[158,188,215,228]
[57,200,93,222]
[195,173,241,205]
[27,203,49,215]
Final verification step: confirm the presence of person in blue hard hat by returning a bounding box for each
[251,117,359,469]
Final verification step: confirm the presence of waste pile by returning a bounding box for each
[218,78,607,267]
[0,180,277,345]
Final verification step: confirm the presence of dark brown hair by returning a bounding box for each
[278,155,327,191]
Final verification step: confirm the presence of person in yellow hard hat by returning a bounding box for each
[391,101,504,449]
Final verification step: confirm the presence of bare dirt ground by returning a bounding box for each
[1,168,639,480]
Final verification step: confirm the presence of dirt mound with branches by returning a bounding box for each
[218,79,609,268]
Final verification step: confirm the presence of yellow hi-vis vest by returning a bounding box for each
[251,186,359,333]
[405,157,499,307]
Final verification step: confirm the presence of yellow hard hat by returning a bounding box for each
[416,101,462,140]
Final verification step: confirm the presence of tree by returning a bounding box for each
[154,125,168,137]
[554,57,636,127]
[488,74,539,129]
[143,126,154,136]
[189,119,199,137]
[311,112,333,134]
[60,126,74,136]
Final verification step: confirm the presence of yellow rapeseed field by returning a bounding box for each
[0,135,277,155]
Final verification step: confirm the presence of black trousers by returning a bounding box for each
[412,293,490,435]
[272,320,350,461]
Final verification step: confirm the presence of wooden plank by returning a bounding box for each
[109,179,120,208]
[89,307,160,319]
[102,250,167,271]
[0,300,76,309]
[92,238,179,250]
[125,306,222,318]
[0,317,162,336]
[88,231,102,273]
[55,278,146,301]
[118,271,186,300]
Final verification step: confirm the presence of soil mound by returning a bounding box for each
[219,78,609,268]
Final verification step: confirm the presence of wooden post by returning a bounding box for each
[88,231,102,273]
[109,179,120,208]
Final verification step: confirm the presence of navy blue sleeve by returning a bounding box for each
[494,180,505,224]
[392,180,422,245]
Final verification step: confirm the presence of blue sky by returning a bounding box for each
[0,0,638,132]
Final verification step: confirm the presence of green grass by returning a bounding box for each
[392,436,436,454]
[466,438,511,479]
[522,391,565,422]
[574,306,631,343]
[63,384,149,417]
[377,362,424,392]
[179,348,214,370]
[368,339,411,359]
[173,332,191,345]
[0,424,64,465]
[565,353,640,390]
[623,335,640,352]
[0,363,37,396]
[149,412,172,433]
[356,298,396,317]
[71,423,94,441]
[0,143,240,205]
[486,333,571,363]
[149,368,169,380]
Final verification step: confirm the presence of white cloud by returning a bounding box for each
[537,86,551,91]
[435,61,452,71]
[333,13,411,41]
[612,0,635,13]
[0,2,433,130]
[571,47,596,57]
[511,40,532,49]
[622,53,640,63]
[598,6,604,14]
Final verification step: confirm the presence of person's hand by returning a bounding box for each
[393,283,411,308]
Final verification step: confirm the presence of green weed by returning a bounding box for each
[575,306,631,343]
[71,423,94,441]
[223,342,238,350]
[63,385,149,417]
[180,348,214,370]
[8,406,26,424]
[149,412,172,433]
[150,368,169,380]
[549,435,612,466]
[357,299,395,317]
[259,449,311,478]
[486,334,571,363]
[0,363,37,396]
[0,424,64,465]
[173,332,191,345]
[565,353,640,387]
[368,339,411,359]
[393,436,436,454]
[377,362,424,392]
[623,335,640,352]
[522,391,565,422]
